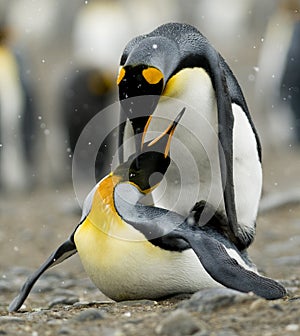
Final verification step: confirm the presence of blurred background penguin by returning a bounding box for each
[280,2,300,145]
[255,0,300,151]
[0,13,35,192]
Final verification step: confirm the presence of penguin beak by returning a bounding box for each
[141,115,153,149]
[143,107,185,158]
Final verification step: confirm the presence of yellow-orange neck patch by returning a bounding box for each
[117,67,126,85]
[142,67,163,85]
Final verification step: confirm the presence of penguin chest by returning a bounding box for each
[143,67,223,215]
[74,218,219,301]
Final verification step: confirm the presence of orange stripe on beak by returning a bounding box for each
[147,107,186,158]
[117,67,125,85]
[141,115,153,150]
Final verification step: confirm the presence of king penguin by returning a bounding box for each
[9,109,285,312]
[117,22,262,251]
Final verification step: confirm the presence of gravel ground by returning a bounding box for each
[1,148,300,336]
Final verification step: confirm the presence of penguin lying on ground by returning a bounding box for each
[118,22,262,251]
[9,109,286,312]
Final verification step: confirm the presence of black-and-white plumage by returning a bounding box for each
[9,111,284,313]
[118,22,262,250]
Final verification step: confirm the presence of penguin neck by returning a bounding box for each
[83,174,149,241]
[96,174,121,208]
[87,174,124,234]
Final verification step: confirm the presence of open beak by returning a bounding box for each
[143,107,186,158]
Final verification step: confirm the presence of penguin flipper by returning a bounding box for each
[202,46,247,249]
[174,227,287,300]
[9,237,77,312]
[114,183,185,240]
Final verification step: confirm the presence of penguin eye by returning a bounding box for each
[117,67,126,85]
[142,67,163,85]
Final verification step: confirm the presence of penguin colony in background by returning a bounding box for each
[9,23,286,312]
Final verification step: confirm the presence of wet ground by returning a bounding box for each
[0,148,300,336]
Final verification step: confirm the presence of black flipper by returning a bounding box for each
[9,235,77,312]
[172,227,287,300]
[200,45,246,249]
[114,185,286,300]
[114,183,184,239]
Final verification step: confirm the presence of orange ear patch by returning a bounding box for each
[117,67,126,85]
[142,67,163,84]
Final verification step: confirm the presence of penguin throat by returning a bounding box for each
[87,175,123,234]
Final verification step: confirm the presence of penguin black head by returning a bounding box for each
[114,107,185,192]
[117,35,178,139]
[117,35,180,106]
[127,150,170,192]
[117,23,213,151]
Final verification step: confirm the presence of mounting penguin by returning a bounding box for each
[117,22,262,251]
[9,109,285,312]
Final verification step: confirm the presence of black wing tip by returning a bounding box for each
[8,295,23,313]
[179,227,287,301]
[254,280,287,300]
[8,278,34,312]
[7,239,77,313]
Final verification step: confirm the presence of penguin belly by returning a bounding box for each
[231,103,262,235]
[144,67,224,216]
[74,218,221,301]
[142,68,262,237]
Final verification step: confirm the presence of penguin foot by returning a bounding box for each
[235,226,256,250]
[187,201,256,251]
[188,201,226,227]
